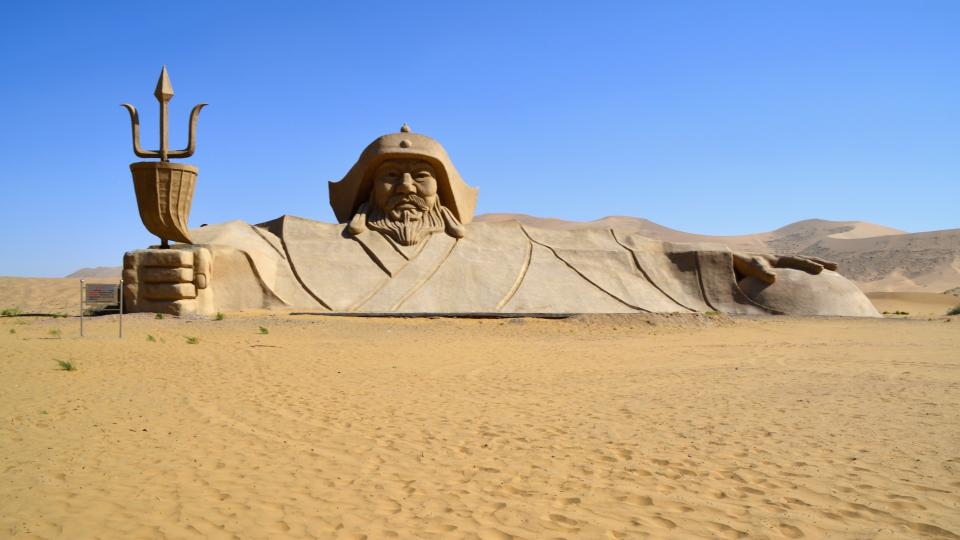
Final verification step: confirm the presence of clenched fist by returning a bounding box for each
[123,246,212,315]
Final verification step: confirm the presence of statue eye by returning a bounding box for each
[415,171,432,180]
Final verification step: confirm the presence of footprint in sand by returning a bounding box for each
[477,527,513,540]
[777,523,804,538]
[650,516,676,529]
[554,496,581,507]
[548,513,580,529]
[706,521,748,539]
[626,494,653,506]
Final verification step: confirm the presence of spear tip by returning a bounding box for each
[154,65,174,101]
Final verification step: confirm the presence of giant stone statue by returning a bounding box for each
[122,123,879,317]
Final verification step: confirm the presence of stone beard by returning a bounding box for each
[365,193,447,246]
[347,158,465,246]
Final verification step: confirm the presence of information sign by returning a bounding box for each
[85,284,118,304]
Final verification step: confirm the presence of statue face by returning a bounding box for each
[351,157,464,247]
[372,159,439,220]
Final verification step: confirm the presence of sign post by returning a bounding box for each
[119,279,124,338]
[80,280,85,337]
[81,282,123,338]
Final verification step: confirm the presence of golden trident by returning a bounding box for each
[122,66,207,248]
[121,66,206,161]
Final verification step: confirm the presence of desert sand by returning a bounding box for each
[2,303,959,539]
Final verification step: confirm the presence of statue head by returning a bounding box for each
[329,124,479,245]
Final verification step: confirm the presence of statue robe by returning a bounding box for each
[183,215,878,317]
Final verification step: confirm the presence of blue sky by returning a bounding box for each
[1,1,957,277]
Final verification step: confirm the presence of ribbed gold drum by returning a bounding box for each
[130,161,197,244]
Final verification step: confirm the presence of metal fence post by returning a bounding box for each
[80,279,85,337]
[119,279,124,338]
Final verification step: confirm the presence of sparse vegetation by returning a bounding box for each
[56,359,75,371]
[146,334,156,342]
[185,336,199,344]
[948,305,960,316]
[882,311,910,316]
[2,307,21,317]
[258,326,269,335]
[48,328,62,338]
[8,328,14,334]
[215,312,225,321]
[52,312,68,319]
[155,313,164,320]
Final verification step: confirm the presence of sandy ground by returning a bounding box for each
[1,311,958,539]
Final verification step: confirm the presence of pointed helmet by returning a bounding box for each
[328,124,479,224]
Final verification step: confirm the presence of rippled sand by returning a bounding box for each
[1,313,958,539]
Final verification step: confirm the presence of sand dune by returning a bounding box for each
[2,312,958,538]
[867,292,960,317]
[0,277,118,315]
[64,267,122,279]
[476,214,959,293]
[799,228,960,293]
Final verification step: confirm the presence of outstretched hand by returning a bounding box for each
[733,253,838,285]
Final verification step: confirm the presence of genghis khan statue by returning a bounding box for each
[122,125,879,317]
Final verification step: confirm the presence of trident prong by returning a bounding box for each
[122,66,206,162]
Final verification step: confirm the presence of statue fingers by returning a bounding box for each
[193,247,211,289]
[122,252,139,286]
[141,267,195,284]
[141,283,198,301]
[805,256,838,271]
[139,248,195,271]
[734,253,777,284]
[775,255,824,275]
[132,247,201,301]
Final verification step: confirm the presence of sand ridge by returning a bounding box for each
[1,312,958,538]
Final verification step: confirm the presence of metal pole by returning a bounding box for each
[80,280,85,337]
[119,279,124,338]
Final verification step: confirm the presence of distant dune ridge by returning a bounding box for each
[64,267,122,279]
[64,216,958,294]
[476,214,959,293]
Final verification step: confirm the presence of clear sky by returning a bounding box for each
[1,1,957,277]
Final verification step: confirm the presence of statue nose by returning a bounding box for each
[397,173,416,194]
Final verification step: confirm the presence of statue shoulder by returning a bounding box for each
[255,215,344,243]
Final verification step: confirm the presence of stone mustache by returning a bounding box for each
[122,126,879,317]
